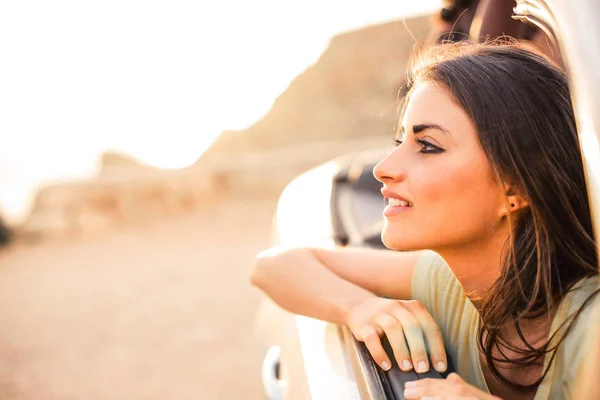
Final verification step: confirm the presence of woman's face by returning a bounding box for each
[374,82,506,251]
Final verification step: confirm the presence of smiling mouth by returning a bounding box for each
[388,198,413,207]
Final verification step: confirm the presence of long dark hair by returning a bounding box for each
[401,41,599,390]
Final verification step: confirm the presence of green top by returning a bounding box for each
[411,250,600,399]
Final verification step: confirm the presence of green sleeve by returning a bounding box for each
[410,251,471,343]
[409,250,484,389]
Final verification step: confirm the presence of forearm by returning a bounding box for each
[251,247,377,325]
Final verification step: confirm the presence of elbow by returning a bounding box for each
[250,247,308,292]
[250,260,264,290]
[250,247,280,290]
[250,254,266,289]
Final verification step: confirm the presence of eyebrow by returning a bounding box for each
[399,123,450,135]
[412,123,450,135]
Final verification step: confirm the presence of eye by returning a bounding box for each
[416,138,444,154]
[393,129,406,147]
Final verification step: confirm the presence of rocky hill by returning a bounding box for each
[198,15,431,164]
[17,14,433,241]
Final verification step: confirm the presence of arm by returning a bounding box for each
[251,247,447,373]
[575,343,600,400]
[403,373,501,400]
[574,302,600,399]
[251,247,422,323]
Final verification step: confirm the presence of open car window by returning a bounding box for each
[338,1,600,398]
[262,2,600,399]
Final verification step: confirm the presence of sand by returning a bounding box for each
[0,196,278,399]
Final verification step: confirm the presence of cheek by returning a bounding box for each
[419,161,502,236]
[383,158,502,250]
[414,160,469,207]
[425,166,494,205]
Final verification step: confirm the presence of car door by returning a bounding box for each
[257,1,600,398]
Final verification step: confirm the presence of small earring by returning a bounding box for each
[510,203,515,207]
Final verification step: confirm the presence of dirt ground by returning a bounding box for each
[0,195,279,399]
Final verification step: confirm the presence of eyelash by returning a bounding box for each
[393,137,444,154]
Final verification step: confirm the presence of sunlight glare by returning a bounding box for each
[0,0,440,220]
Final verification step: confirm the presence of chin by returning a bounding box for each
[381,227,422,251]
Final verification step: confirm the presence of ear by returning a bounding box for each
[499,185,530,217]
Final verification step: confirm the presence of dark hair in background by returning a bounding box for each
[400,41,599,390]
[0,215,11,248]
[436,0,479,42]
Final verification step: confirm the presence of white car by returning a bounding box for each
[255,1,600,398]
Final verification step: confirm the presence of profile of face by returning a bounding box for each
[374,82,508,252]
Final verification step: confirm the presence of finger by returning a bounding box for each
[375,313,413,371]
[421,397,478,400]
[404,300,448,372]
[403,378,446,400]
[388,303,429,373]
[404,375,487,400]
[361,326,391,371]
[446,373,464,385]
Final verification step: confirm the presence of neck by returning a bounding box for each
[435,222,554,334]
[435,222,556,393]
[435,224,509,306]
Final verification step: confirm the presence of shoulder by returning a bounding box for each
[555,275,600,354]
[410,251,484,388]
[411,251,462,304]
[563,276,600,333]
[411,251,453,289]
[410,251,474,335]
[548,276,600,398]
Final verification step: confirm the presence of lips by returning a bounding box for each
[381,189,413,207]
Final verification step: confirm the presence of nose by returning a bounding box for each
[373,147,405,184]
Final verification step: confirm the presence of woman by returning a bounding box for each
[251,42,599,399]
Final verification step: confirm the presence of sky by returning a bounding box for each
[0,0,440,221]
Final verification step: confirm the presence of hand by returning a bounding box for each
[345,296,447,373]
[403,373,502,399]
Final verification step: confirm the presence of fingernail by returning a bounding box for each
[402,360,413,370]
[416,361,427,373]
[436,361,446,371]
[404,388,417,396]
[404,380,417,387]
[381,360,390,370]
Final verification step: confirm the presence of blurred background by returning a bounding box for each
[0,1,439,398]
